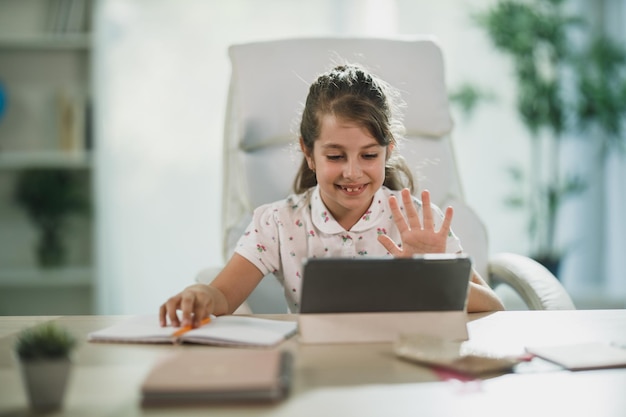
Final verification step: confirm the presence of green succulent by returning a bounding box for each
[15,322,77,361]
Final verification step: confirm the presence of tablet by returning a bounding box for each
[299,254,472,314]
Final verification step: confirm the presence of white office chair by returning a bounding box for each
[197,36,575,313]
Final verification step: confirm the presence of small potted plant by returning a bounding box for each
[14,322,77,411]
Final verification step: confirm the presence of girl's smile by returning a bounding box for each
[336,183,368,195]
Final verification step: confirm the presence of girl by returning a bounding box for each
[160,64,504,328]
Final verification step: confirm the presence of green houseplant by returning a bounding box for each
[14,322,77,411]
[13,168,90,268]
[456,0,626,276]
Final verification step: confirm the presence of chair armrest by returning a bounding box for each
[488,252,576,310]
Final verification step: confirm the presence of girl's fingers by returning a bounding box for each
[179,293,196,327]
[421,189,434,231]
[388,195,409,235]
[440,206,454,236]
[193,299,211,328]
[377,234,401,257]
[402,188,422,230]
[158,304,167,327]
[165,295,182,327]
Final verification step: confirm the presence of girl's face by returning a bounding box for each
[302,114,390,230]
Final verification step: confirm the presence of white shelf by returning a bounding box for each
[0,1,95,316]
[0,34,91,50]
[0,150,92,169]
[0,266,92,288]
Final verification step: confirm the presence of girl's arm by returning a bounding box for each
[467,269,505,312]
[159,253,264,328]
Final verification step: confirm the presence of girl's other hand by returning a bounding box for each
[377,188,453,257]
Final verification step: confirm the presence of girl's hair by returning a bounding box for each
[293,64,414,194]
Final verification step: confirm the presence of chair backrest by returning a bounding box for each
[222,37,489,310]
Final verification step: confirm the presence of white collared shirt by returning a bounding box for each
[234,185,462,312]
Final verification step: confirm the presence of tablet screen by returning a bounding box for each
[299,255,472,314]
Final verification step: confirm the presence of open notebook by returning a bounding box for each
[88,315,297,347]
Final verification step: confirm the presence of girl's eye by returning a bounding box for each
[326,155,343,161]
[363,153,379,160]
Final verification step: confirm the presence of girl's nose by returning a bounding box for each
[343,158,362,179]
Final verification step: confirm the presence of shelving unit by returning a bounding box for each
[0,266,92,288]
[0,150,91,169]
[0,0,94,315]
[0,33,90,49]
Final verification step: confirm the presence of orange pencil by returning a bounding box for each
[171,316,212,338]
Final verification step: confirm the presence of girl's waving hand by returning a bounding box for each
[377,189,453,257]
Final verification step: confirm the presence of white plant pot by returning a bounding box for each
[19,358,72,411]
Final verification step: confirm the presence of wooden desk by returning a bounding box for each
[1,310,625,416]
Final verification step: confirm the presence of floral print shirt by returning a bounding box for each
[234,185,462,312]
